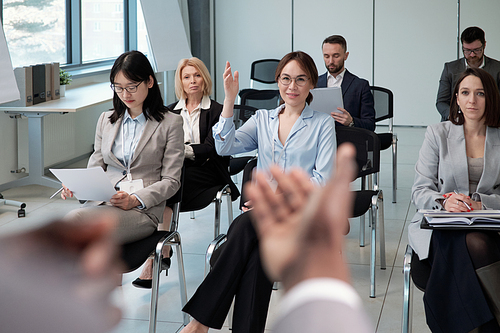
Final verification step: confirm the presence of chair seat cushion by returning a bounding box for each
[180,185,227,212]
[377,133,393,151]
[121,230,171,272]
[352,190,379,218]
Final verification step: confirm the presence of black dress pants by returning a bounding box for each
[182,212,273,333]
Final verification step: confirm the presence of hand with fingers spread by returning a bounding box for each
[0,212,122,332]
[247,143,356,289]
[221,61,239,119]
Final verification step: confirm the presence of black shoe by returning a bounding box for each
[132,248,173,289]
[132,277,152,289]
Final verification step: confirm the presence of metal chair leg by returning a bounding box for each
[392,133,398,203]
[190,211,195,219]
[148,232,188,332]
[378,191,386,270]
[359,176,366,247]
[370,197,377,298]
[402,245,413,333]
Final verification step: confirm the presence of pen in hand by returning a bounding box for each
[453,190,472,210]
[50,187,64,199]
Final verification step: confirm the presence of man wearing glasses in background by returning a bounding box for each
[317,35,376,131]
[436,26,500,122]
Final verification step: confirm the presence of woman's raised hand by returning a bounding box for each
[223,61,239,104]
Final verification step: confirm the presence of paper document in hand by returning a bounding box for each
[50,167,117,202]
[309,87,343,115]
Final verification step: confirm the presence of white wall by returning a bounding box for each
[213,0,500,126]
[214,0,291,101]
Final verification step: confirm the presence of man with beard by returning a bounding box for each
[436,26,500,122]
[317,35,375,130]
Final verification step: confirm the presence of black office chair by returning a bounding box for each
[0,193,26,217]
[121,181,188,333]
[402,244,431,333]
[233,104,258,129]
[371,86,398,203]
[239,88,281,111]
[250,59,280,88]
[336,126,386,298]
[182,183,234,239]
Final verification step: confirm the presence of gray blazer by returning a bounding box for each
[436,56,500,121]
[409,122,500,259]
[86,110,184,224]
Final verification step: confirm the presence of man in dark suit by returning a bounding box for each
[436,26,500,121]
[317,35,375,131]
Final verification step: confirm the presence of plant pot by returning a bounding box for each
[60,85,66,97]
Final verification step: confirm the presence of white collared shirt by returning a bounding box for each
[327,68,346,88]
[175,95,211,144]
[465,56,486,69]
[112,110,146,167]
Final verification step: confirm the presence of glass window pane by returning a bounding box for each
[137,0,148,54]
[81,0,124,63]
[3,0,66,68]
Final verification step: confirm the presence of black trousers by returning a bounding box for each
[424,230,498,333]
[182,212,273,333]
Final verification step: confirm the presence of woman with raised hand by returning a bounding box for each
[180,51,336,333]
[132,57,239,288]
[61,50,184,245]
[410,67,500,332]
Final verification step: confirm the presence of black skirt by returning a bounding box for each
[424,230,496,332]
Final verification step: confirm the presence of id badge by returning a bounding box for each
[119,179,144,194]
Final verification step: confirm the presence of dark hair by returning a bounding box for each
[109,50,168,123]
[322,35,347,52]
[275,51,318,105]
[460,26,485,45]
[449,67,500,127]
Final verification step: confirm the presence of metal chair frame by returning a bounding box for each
[402,244,414,333]
[371,86,398,203]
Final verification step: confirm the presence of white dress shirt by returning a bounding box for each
[327,68,346,88]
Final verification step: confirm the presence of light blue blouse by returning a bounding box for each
[213,104,336,186]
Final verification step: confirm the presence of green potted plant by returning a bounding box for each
[59,68,72,97]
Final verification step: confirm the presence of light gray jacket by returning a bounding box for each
[409,121,500,259]
[85,110,184,224]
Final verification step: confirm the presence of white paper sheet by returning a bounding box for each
[50,167,117,202]
[309,87,344,115]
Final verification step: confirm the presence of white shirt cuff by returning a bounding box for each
[277,278,363,320]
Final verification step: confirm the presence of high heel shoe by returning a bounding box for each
[132,248,173,289]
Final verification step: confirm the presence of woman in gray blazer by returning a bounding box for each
[409,68,500,332]
[61,51,184,244]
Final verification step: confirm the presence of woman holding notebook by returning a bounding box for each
[410,68,500,332]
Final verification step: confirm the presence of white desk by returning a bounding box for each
[0,82,112,192]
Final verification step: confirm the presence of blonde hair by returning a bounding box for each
[174,57,212,100]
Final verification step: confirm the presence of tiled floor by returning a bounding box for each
[0,126,431,332]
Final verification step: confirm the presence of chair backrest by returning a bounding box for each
[233,104,258,128]
[250,59,280,87]
[240,88,281,111]
[370,86,394,123]
[335,126,380,179]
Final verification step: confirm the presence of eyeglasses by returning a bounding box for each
[110,81,143,93]
[462,46,483,55]
[278,75,310,87]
